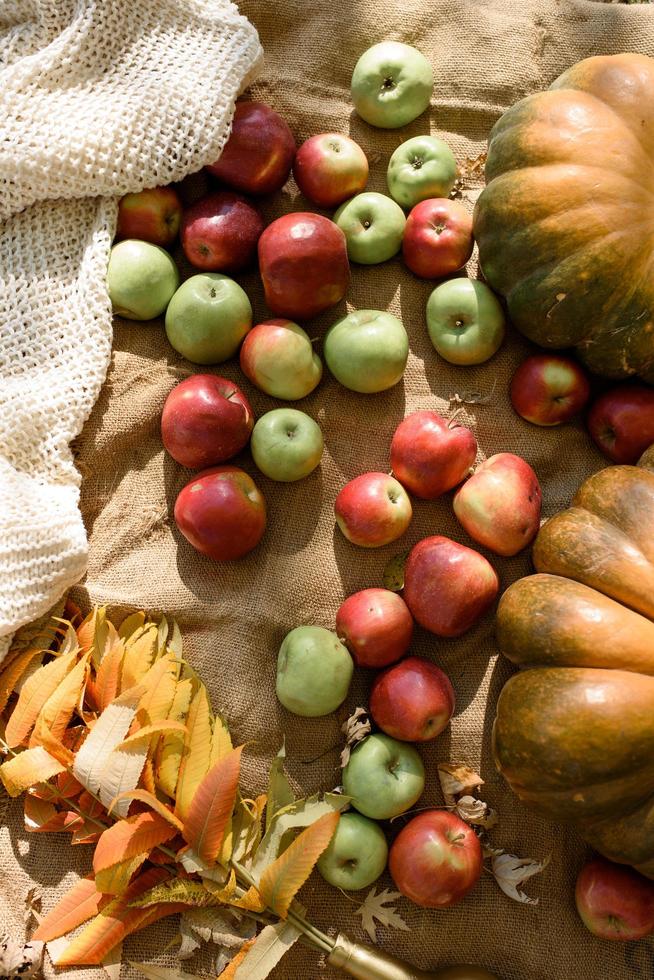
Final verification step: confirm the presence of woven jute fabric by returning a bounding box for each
[2,1,654,979]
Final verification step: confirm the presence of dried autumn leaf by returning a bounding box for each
[0,649,41,715]
[131,655,178,733]
[218,940,255,980]
[29,653,90,748]
[232,794,267,865]
[382,552,408,593]
[155,677,193,798]
[118,612,146,641]
[340,707,371,768]
[0,746,66,797]
[33,876,105,941]
[0,936,43,977]
[491,852,550,906]
[93,811,177,895]
[101,941,123,980]
[437,762,484,806]
[5,648,79,748]
[108,789,184,832]
[31,715,75,767]
[128,877,224,910]
[73,685,145,795]
[355,887,410,944]
[167,620,183,662]
[119,720,186,747]
[265,744,294,830]
[88,636,125,711]
[233,920,301,980]
[455,795,498,829]
[174,684,212,822]
[180,907,254,958]
[252,792,349,875]
[24,795,78,834]
[121,625,159,691]
[211,713,233,767]
[258,810,339,917]
[182,745,243,864]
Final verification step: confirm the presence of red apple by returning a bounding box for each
[174,465,266,561]
[389,810,482,908]
[116,186,182,247]
[336,588,413,668]
[370,657,455,742]
[575,857,654,941]
[587,384,654,464]
[453,453,542,557]
[206,101,295,195]
[510,354,591,426]
[293,133,369,208]
[402,198,473,279]
[258,213,350,319]
[403,535,499,637]
[180,191,264,273]
[335,472,412,548]
[390,411,477,500]
[161,374,254,469]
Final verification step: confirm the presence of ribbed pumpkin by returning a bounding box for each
[474,53,654,382]
[493,453,654,875]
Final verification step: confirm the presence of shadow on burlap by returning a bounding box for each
[2,1,654,978]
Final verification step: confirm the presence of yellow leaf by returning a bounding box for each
[95,853,146,897]
[73,685,144,795]
[232,920,301,980]
[118,611,146,640]
[33,876,105,941]
[121,626,158,692]
[210,714,233,767]
[230,885,265,913]
[218,940,256,979]
[93,811,177,895]
[31,715,75,767]
[4,649,78,747]
[140,756,156,794]
[29,653,90,747]
[0,746,66,796]
[167,620,183,662]
[0,648,41,715]
[258,810,340,917]
[155,677,193,799]
[77,608,115,666]
[108,789,184,832]
[119,720,186,747]
[89,636,125,711]
[128,877,224,910]
[174,685,211,822]
[132,655,178,732]
[182,746,243,865]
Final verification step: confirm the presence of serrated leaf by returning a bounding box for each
[29,654,89,747]
[140,757,156,795]
[129,878,224,910]
[211,713,233,767]
[157,616,169,653]
[437,762,484,807]
[491,852,550,905]
[121,626,158,692]
[355,887,410,944]
[155,678,193,799]
[252,793,349,875]
[218,941,255,979]
[233,920,301,980]
[24,795,78,834]
[180,907,254,956]
[73,685,144,795]
[5,649,78,748]
[382,552,408,592]
[98,743,149,817]
[455,795,498,828]
[265,744,294,831]
[119,720,186,747]
[258,810,339,917]
[88,637,125,711]
[93,812,177,895]
[174,685,211,822]
[0,649,41,714]
[167,621,183,662]
[31,715,75,767]
[119,612,146,640]
[108,789,184,831]
[182,745,242,865]
[132,655,178,733]
[33,876,105,941]
[0,747,66,796]
[232,795,267,865]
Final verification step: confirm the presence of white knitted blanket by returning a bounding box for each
[0,0,262,659]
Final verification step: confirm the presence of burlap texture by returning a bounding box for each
[2,1,654,978]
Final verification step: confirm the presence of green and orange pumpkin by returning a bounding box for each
[474,53,654,382]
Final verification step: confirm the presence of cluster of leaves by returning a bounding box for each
[0,607,348,979]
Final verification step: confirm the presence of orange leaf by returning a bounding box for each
[24,795,78,833]
[121,626,158,692]
[108,789,184,832]
[217,940,256,979]
[182,746,242,865]
[0,648,41,714]
[93,811,177,894]
[33,875,105,941]
[230,885,265,913]
[30,715,75,767]
[140,757,156,795]
[131,655,178,732]
[4,649,78,747]
[119,720,186,747]
[173,685,211,822]
[0,746,65,796]
[88,635,125,710]
[29,653,90,747]
[258,810,340,917]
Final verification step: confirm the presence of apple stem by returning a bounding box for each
[447,408,465,427]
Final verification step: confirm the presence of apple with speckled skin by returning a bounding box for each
[403,198,473,279]
[370,657,455,742]
[587,384,654,464]
[293,133,369,208]
[336,588,413,668]
[276,626,353,717]
[251,409,323,483]
[206,101,295,195]
[174,466,266,561]
[240,319,322,401]
[426,278,506,367]
[351,42,433,129]
[161,374,253,469]
[453,453,542,557]
[180,191,264,273]
[335,473,412,548]
[510,354,591,426]
[317,812,388,891]
[387,136,457,210]
[342,733,425,820]
[107,240,180,320]
[575,857,654,941]
[390,411,477,500]
[116,186,182,247]
[324,310,408,393]
[165,273,252,364]
[334,192,406,265]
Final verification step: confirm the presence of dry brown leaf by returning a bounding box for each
[355,887,409,945]
[437,763,484,806]
[0,936,44,977]
[382,552,408,593]
[491,851,550,905]
[455,795,498,829]
[340,707,371,768]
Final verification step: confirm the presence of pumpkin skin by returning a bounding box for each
[474,53,654,382]
[493,458,654,876]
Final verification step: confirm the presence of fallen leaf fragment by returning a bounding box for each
[455,795,498,829]
[355,887,409,945]
[0,936,44,977]
[340,707,371,767]
[491,851,550,905]
[437,763,484,806]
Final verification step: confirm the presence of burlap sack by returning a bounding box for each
[2,1,654,978]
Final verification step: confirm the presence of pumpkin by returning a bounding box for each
[473,53,654,382]
[493,454,654,876]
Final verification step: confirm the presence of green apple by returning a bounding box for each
[324,310,408,393]
[251,409,323,483]
[351,41,433,129]
[276,626,353,717]
[317,812,388,891]
[342,733,425,820]
[387,136,457,210]
[165,273,252,364]
[426,278,506,365]
[107,240,179,320]
[334,193,406,265]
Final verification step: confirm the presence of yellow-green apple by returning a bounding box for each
[317,812,388,891]
[335,473,412,548]
[403,198,473,279]
[576,857,654,941]
[258,213,349,319]
[180,191,264,273]
[174,465,266,561]
[389,811,482,908]
[342,733,425,820]
[426,278,506,366]
[587,384,654,464]
[510,354,591,426]
[387,136,457,210]
[293,133,369,208]
[453,453,542,556]
[276,625,353,717]
[116,186,182,247]
[370,657,455,742]
[403,535,499,636]
[239,319,322,400]
[161,374,253,469]
[251,409,323,482]
[205,101,296,195]
[390,411,477,499]
[334,192,406,265]
[324,310,408,393]
[350,41,433,129]
[165,273,252,364]
[107,240,179,320]
[336,588,413,668]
